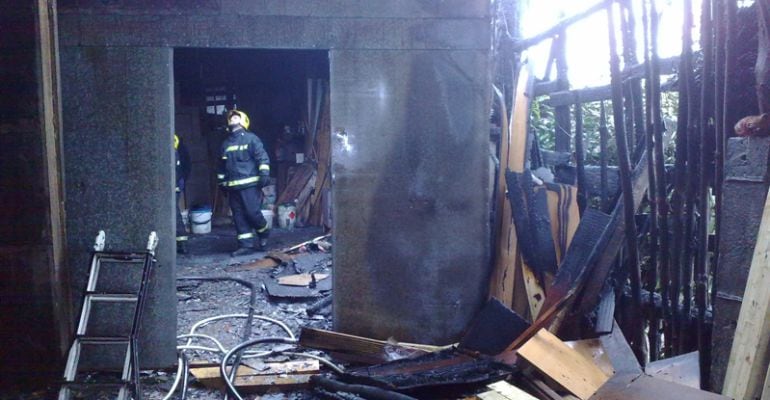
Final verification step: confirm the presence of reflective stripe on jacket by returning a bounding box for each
[218,127,270,189]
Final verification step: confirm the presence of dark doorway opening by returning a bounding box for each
[172,48,331,255]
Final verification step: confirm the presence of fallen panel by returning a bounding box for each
[590,374,730,400]
[506,171,558,277]
[598,320,642,376]
[345,349,512,392]
[645,351,699,389]
[459,299,530,356]
[517,329,611,399]
[264,278,330,299]
[541,208,612,311]
[565,339,615,378]
[278,273,329,287]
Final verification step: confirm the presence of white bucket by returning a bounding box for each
[190,207,212,234]
[277,204,297,229]
[180,209,189,230]
[261,209,274,230]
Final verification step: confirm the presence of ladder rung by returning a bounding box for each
[74,336,131,344]
[93,252,149,261]
[84,293,139,301]
[59,382,131,400]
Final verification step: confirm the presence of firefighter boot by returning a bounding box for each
[231,246,257,257]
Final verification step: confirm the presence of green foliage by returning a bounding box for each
[530,90,679,166]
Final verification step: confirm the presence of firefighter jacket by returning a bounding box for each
[218,127,270,190]
[175,136,191,193]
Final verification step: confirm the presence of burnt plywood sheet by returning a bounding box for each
[590,374,730,400]
[458,298,529,356]
[264,278,331,298]
[518,329,611,399]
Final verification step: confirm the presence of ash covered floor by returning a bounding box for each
[146,224,334,400]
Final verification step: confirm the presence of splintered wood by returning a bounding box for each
[477,381,538,400]
[190,360,320,392]
[278,273,329,287]
[517,328,612,399]
[490,62,535,315]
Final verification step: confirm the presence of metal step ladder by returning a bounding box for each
[59,231,159,400]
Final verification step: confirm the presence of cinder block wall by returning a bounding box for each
[58,0,492,347]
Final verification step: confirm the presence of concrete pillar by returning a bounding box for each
[60,46,176,367]
[710,136,770,390]
[331,50,492,344]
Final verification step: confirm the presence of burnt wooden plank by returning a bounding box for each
[541,208,612,310]
[506,171,558,277]
[573,154,649,317]
[298,328,437,365]
[459,299,530,356]
[518,329,611,399]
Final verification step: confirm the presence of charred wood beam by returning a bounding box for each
[669,10,691,356]
[696,0,714,388]
[649,0,673,361]
[600,102,611,212]
[575,100,588,213]
[642,0,660,361]
[545,74,678,108]
[681,0,698,356]
[537,56,679,101]
[606,2,645,363]
[310,376,419,400]
[510,0,613,53]
[554,32,572,152]
[571,154,649,330]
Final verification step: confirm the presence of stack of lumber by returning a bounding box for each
[275,83,330,228]
[276,163,316,226]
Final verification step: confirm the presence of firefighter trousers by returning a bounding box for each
[228,185,269,248]
[176,192,188,243]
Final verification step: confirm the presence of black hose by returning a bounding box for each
[306,295,332,316]
[310,376,419,400]
[219,337,299,400]
[177,276,257,400]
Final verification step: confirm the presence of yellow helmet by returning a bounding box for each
[227,109,250,130]
[174,134,180,150]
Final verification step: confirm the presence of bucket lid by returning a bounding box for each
[191,205,212,212]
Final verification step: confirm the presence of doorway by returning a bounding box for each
[173,48,331,250]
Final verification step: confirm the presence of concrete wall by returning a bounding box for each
[58,0,491,346]
[60,46,176,367]
[710,137,770,391]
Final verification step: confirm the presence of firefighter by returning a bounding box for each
[218,109,271,257]
[175,134,191,254]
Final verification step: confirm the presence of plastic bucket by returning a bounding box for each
[190,206,212,234]
[180,209,189,230]
[277,204,296,229]
[261,209,274,230]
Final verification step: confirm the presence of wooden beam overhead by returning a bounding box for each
[510,0,613,53]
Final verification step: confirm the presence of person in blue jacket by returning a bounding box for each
[218,110,271,257]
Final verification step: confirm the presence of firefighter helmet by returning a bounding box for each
[227,109,250,130]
